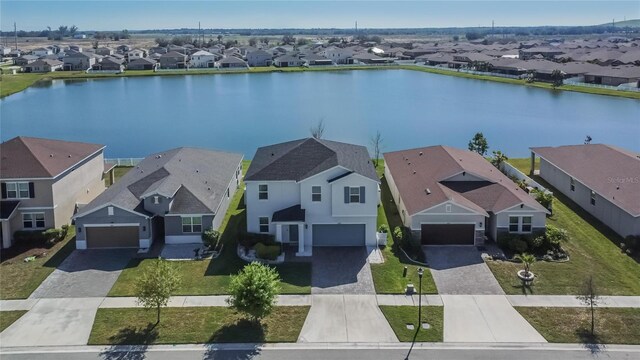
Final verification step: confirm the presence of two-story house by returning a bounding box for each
[384,145,548,245]
[244,138,380,256]
[0,137,106,249]
[63,51,97,71]
[72,147,243,249]
[246,49,273,67]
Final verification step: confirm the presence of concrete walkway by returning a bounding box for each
[298,295,398,343]
[441,295,546,343]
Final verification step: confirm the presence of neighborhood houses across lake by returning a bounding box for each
[1,69,639,158]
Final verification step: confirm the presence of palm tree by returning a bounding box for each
[516,253,536,278]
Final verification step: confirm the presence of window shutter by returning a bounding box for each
[344,187,349,203]
[29,182,35,198]
[360,186,366,203]
[1,183,6,199]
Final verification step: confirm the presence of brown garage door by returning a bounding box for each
[86,226,139,248]
[421,224,475,245]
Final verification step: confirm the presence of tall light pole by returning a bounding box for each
[417,267,424,328]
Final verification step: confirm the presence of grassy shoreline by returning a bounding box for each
[2,64,638,99]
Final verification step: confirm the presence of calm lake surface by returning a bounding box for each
[1,69,639,158]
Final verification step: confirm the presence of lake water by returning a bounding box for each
[1,69,638,158]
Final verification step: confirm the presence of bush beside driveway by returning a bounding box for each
[486,159,640,296]
[88,306,310,344]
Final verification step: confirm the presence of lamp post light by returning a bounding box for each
[417,267,424,328]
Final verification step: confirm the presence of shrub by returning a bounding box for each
[255,243,281,261]
[510,238,528,253]
[378,224,389,234]
[238,231,276,249]
[545,224,569,249]
[497,233,511,249]
[393,226,404,241]
[393,226,424,262]
[43,228,64,245]
[531,189,553,211]
[529,235,544,250]
[13,230,49,245]
[227,262,280,321]
[202,228,221,249]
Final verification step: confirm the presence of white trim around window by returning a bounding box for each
[259,216,269,233]
[508,215,533,234]
[23,212,45,229]
[181,216,202,233]
[6,182,30,199]
[312,186,322,202]
[258,184,268,200]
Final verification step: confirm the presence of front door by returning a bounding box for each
[289,224,299,243]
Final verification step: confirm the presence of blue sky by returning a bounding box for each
[2,1,639,32]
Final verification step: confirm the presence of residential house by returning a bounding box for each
[384,146,548,245]
[301,53,332,66]
[0,46,11,56]
[14,55,39,66]
[190,50,217,68]
[322,47,354,64]
[125,49,147,62]
[217,56,248,68]
[159,51,188,69]
[353,52,393,64]
[583,65,640,87]
[23,59,64,73]
[127,57,157,70]
[246,49,273,67]
[519,47,564,60]
[32,47,53,57]
[93,57,125,71]
[0,137,106,249]
[530,144,639,237]
[63,51,96,71]
[94,47,114,56]
[73,148,243,249]
[273,54,305,67]
[244,138,380,256]
[67,44,82,52]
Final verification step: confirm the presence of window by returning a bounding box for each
[259,217,269,233]
[446,204,452,213]
[258,184,268,200]
[590,190,596,205]
[312,186,321,202]
[522,216,532,233]
[182,216,202,233]
[108,206,114,216]
[23,213,45,229]
[509,216,519,232]
[5,182,29,199]
[570,178,575,192]
[349,187,360,203]
[153,196,160,204]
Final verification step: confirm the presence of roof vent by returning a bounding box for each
[413,170,416,174]
[408,162,411,165]
[271,153,275,156]
[425,188,431,195]
[419,152,423,156]
[196,169,199,173]
[207,187,211,191]
[68,154,72,158]
[49,154,54,157]
[616,185,620,190]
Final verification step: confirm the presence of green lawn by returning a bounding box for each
[105,166,133,187]
[379,306,444,342]
[89,306,309,344]
[3,65,638,99]
[516,307,640,344]
[0,228,76,299]
[485,159,640,295]
[109,160,312,296]
[0,310,27,332]
[370,165,438,294]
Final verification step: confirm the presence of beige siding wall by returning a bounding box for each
[51,152,106,228]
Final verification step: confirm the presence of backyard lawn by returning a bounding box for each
[516,307,640,344]
[379,306,444,342]
[0,228,76,299]
[109,160,312,296]
[105,166,133,187]
[89,306,309,344]
[485,159,640,295]
[0,310,27,332]
[370,162,437,294]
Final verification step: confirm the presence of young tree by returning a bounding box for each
[515,253,536,277]
[551,69,564,88]
[248,37,258,47]
[468,132,489,156]
[490,150,508,170]
[136,259,180,324]
[577,275,600,336]
[584,135,592,144]
[155,37,169,47]
[281,34,296,45]
[217,34,223,43]
[69,25,78,37]
[370,131,383,168]
[310,118,325,139]
[227,262,280,321]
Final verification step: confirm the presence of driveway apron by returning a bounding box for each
[298,295,397,343]
[30,249,135,298]
[424,246,504,295]
[311,247,375,294]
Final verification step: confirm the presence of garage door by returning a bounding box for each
[421,224,475,245]
[312,224,365,247]
[86,226,139,248]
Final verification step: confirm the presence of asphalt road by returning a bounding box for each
[2,345,639,360]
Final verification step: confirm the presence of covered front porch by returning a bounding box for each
[272,204,311,257]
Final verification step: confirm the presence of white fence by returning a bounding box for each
[502,161,551,194]
[105,158,144,167]
[564,77,640,92]
[414,63,523,79]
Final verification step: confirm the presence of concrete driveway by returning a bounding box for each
[310,247,375,294]
[442,295,546,343]
[298,295,397,343]
[424,246,504,295]
[0,297,104,346]
[30,249,136,298]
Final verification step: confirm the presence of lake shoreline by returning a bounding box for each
[2,64,639,100]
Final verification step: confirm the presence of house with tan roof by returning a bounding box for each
[384,146,548,245]
[0,137,107,249]
[531,144,640,238]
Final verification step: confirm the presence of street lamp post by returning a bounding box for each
[417,267,424,328]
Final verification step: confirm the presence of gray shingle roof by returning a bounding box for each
[245,138,378,182]
[77,147,242,217]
